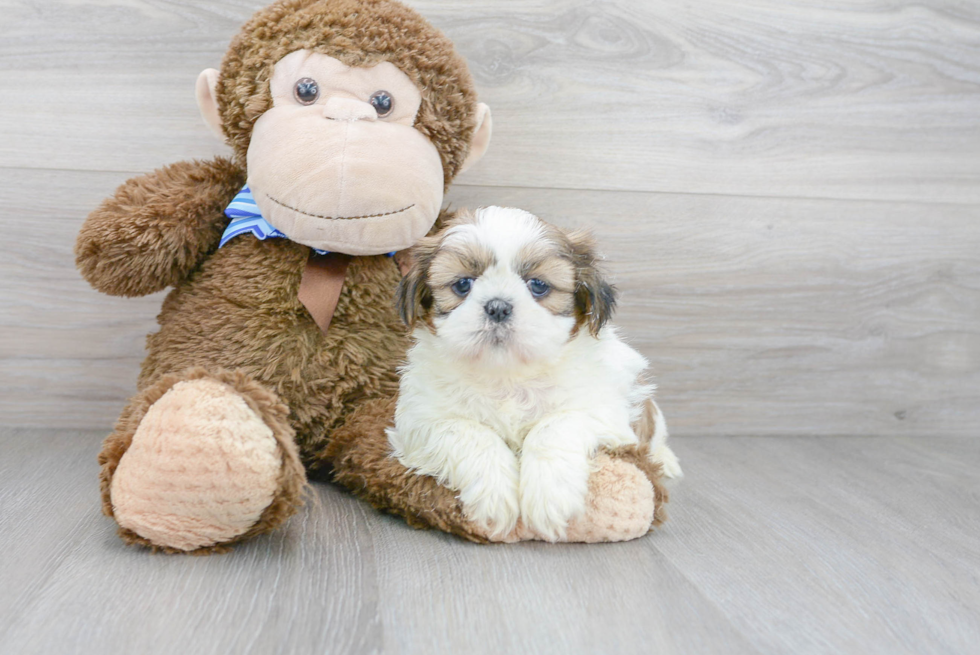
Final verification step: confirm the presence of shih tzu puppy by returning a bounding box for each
[387,207,681,541]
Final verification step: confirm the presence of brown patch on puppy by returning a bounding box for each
[516,234,577,317]
[514,237,558,280]
[396,209,496,326]
[631,394,659,448]
[621,394,669,528]
[427,239,495,315]
[512,221,615,331]
[395,236,439,329]
[428,241,496,288]
[564,229,617,337]
[401,210,618,337]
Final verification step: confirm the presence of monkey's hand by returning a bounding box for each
[75,157,245,297]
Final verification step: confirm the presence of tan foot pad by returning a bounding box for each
[486,454,655,544]
[110,379,282,551]
[563,454,655,543]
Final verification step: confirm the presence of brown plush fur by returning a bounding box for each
[628,396,671,528]
[77,0,667,551]
[217,0,478,187]
[135,232,410,466]
[77,158,245,297]
[98,368,306,554]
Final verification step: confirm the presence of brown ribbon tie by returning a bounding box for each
[298,252,352,335]
[298,251,411,335]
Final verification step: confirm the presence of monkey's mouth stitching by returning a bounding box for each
[266,194,415,221]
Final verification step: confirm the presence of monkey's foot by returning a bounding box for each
[563,454,656,542]
[487,454,658,543]
[103,369,305,553]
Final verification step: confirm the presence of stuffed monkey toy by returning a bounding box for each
[75,0,667,553]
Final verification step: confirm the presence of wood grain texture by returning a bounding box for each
[2,428,978,655]
[3,2,979,652]
[3,167,977,435]
[1,0,979,202]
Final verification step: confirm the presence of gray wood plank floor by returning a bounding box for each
[2,428,977,655]
[2,2,979,653]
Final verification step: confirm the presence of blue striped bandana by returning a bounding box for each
[220,186,329,255]
[220,186,396,257]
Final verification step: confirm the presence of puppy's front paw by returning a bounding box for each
[520,457,589,542]
[458,474,520,540]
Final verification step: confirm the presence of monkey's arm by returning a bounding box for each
[75,157,245,297]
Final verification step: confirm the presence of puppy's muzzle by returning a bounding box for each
[484,298,513,323]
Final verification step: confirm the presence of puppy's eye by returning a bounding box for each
[294,78,320,105]
[451,278,474,297]
[528,279,550,297]
[369,90,394,117]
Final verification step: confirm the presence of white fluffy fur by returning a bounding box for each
[388,207,680,541]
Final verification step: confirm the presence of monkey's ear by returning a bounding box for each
[568,229,618,337]
[395,239,438,329]
[458,103,492,174]
[195,68,225,141]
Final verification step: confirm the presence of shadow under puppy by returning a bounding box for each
[389,206,681,541]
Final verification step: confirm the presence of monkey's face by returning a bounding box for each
[244,50,446,256]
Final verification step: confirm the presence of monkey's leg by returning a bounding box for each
[99,368,306,553]
[321,396,489,543]
[322,397,667,544]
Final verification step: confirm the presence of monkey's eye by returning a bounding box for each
[451,278,474,297]
[528,279,550,298]
[369,90,394,117]
[294,78,320,105]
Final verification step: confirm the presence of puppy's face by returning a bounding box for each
[397,207,616,366]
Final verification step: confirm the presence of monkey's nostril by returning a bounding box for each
[322,97,378,122]
[484,298,513,323]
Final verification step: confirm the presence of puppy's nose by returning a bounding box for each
[484,298,513,323]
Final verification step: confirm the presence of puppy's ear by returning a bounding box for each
[395,236,439,328]
[567,229,617,337]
